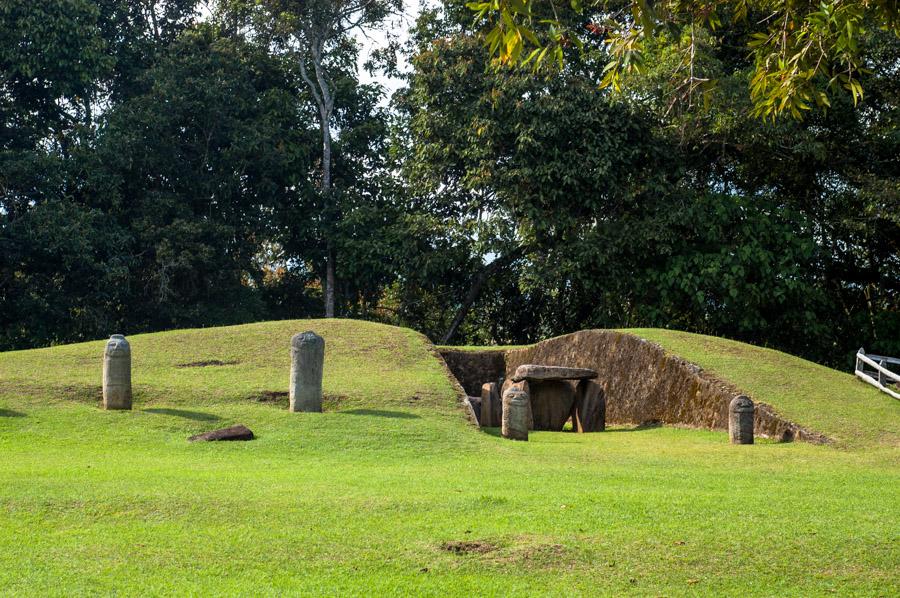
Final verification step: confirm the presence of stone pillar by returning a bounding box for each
[502,386,529,441]
[102,334,132,410]
[729,395,754,444]
[501,379,533,430]
[480,382,500,427]
[290,331,325,413]
[573,380,605,432]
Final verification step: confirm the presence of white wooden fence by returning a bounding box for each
[855,348,900,400]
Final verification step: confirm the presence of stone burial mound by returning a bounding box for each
[440,330,829,443]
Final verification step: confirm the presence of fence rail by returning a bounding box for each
[855,348,900,400]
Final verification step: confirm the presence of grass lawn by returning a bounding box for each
[1,320,897,596]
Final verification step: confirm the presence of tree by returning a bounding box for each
[86,26,311,331]
[471,0,900,119]
[394,7,664,343]
[224,0,401,317]
[395,4,898,365]
[0,0,199,349]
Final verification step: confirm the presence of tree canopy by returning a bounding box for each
[470,0,900,118]
[1,0,896,368]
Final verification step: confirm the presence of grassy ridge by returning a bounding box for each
[1,320,898,595]
[0,319,456,412]
[627,329,900,448]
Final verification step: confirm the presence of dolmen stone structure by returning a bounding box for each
[488,364,606,437]
[479,381,502,428]
[510,365,601,432]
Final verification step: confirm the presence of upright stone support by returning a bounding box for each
[290,331,325,413]
[502,385,529,441]
[479,382,501,427]
[729,395,754,444]
[102,334,132,410]
[573,380,606,432]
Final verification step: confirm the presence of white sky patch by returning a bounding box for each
[356,0,436,104]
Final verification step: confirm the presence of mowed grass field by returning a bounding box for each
[0,319,897,596]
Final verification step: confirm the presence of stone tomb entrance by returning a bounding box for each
[479,364,606,434]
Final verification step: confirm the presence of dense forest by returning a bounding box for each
[1,0,897,368]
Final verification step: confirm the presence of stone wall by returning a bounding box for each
[439,349,507,397]
[504,330,828,443]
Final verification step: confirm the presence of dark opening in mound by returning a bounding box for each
[441,541,495,554]
[176,360,239,368]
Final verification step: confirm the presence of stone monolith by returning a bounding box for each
[573,380,606,432]
[501,386,529,441]
[290,331,325,412]
[729,395,754,444]
[102,334,132,410]
[480,382,500,427]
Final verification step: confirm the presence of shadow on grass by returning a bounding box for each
[0,408,26,418]
[144,408,222,422]
[480,424,663,437]
[604,421,663,433]
[340,409,420,419]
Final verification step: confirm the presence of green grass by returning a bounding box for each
[1,320,898,596]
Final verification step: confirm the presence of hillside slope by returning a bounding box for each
[628,329,899,447]
[0,319,457,413]
[0,320,897,595]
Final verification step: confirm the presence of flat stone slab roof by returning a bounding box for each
[510,364,598,382]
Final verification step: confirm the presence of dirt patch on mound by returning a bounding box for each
[323,394,349,409]
[248,391,348,410]
[176,360,239,368]
[249,391,288,403]
[441,540,496,554]
[60,385,103,405]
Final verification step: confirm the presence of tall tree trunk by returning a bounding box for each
[321,117,335,318]
[325,244,336,318]
[300,42,336,318]
[440,246,527,344]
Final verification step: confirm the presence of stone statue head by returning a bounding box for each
[292,330,324,348]
[729,395,754,413]
[105,334,130,356]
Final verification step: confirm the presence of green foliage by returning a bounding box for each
[85,26,309,330]
[1,0,896,374]
[0,200,130,349]
[473,0,900,119]
[394,5,898,366]
[1,2,403,349]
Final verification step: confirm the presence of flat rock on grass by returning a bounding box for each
[189,424,254,442]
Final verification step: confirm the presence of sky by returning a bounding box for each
[356,0,435,103]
